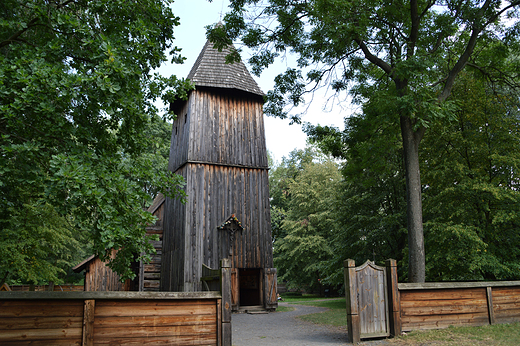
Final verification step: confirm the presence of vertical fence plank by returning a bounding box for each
[217,299,222,346]
[344,259,360,344]
[220,258,232,346]
[486,286,495,325]
[82,299,95,346]
[386,259,401,337]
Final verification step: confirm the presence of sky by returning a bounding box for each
[158,0,350,164]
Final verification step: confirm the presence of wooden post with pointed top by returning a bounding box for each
[344,259,360,344]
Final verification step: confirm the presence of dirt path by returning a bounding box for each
[231,302,391,346]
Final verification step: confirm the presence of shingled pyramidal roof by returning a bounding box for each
[187,39,264,97]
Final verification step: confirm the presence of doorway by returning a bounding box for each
[238,268,262,306]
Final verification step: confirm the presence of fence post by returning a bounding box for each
[385,259,401,337]
[82,299,95,346]
[486,286,495,325]
[344,259,360,344]
[220,258,232,346]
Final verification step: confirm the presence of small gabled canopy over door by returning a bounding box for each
[264,268,278,310]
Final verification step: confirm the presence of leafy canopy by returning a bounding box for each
[0,0,191,284]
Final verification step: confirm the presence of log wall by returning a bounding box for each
[0,291,228,346]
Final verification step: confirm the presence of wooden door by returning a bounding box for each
[231,268,239,310]
[264,268,278,310]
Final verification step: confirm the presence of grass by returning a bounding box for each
[280,296,520,345]
[387,323,520,346]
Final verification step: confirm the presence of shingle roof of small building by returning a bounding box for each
[187,40,264,97]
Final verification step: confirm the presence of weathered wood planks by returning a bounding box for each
[397,283,520,332]
[0,299,83,345]
[345,260,520,338]
[162,163,273,293]
[0,289,228,345]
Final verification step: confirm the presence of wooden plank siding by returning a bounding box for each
[93,300,217,345]
[163,38,276,311]
[493,286,520,324]
[140,194,165,292]
[168,89,267,174]
[163,87,272,293]
[400,288,489,331]
[162,163,273,292]
[0,290,229,346]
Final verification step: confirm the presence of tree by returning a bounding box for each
[271,148,342,291]
[306,98,408,284]
[0,0,190,284]
[421,73,520,280]
[309,71,520,282]
[209,0,520,282]
[268,147,315,242]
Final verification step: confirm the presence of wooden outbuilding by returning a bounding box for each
[72,250,132,291]
[73,193,165,292]
[161,39,277,311]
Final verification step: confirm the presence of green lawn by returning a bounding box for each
[281,296,520,345]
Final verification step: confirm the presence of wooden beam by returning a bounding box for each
[399,281,520,290]
[386,259,402,337]
[0,291,221,300]
[486,286,495,325]
[82,300,95,346]
[344,259,360,344]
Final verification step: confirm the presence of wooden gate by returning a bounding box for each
[264,268,278,310]
[344,259,390,343]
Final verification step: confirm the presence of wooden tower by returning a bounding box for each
[161,39,277,310]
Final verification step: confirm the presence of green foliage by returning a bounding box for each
[0,0,190,284]
[305,72,520,283]
[307,98,408,284]
[270,148,342,291]
[422,73,520,281]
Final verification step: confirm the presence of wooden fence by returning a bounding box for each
[398,281,520,332]
[345,259,520,343]
[0,260,233,346]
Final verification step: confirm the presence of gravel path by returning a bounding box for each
[231,302,392,346]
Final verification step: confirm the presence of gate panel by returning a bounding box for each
[356,261,389,338]
[344,259,390,343]
[264,268,278,310]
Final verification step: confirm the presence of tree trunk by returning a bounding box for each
[400,115,425,283]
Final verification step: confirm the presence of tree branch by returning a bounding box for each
[408,0,420,58]
[354,39,393,76]
[0,18,39,49]
[438,0,494,102]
